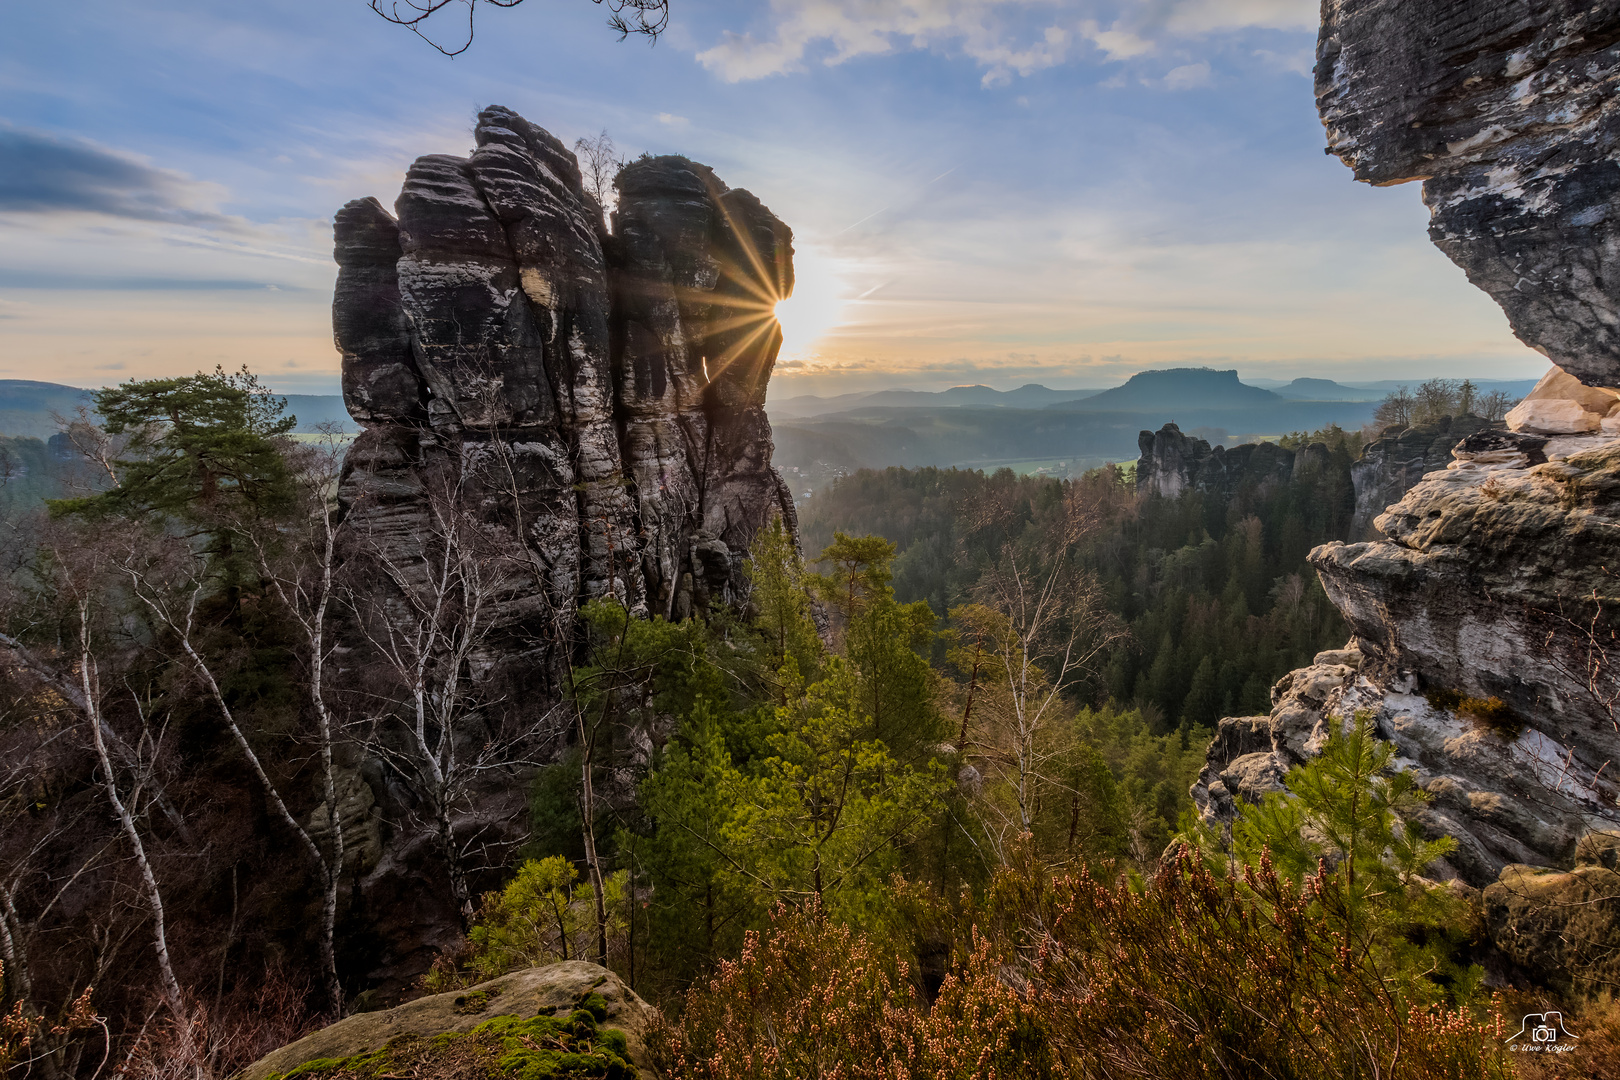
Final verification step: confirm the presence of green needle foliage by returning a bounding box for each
[49,366,298,592]
[1233,712,1457,898]
[1218,711,1479,1004]
[52,366,296,529]
[721,656,949,921]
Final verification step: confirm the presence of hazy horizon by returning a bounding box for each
[3,1,1548,398]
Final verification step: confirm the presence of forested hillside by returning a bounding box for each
[801,448,1354,732]
[1,375,1600,1080]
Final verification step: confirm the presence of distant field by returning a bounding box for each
[288,431,357,445]
[956,456,1130,477]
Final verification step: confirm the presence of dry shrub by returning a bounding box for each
[1458,696,1524,738]
[651,906,1049,1079]
[659,855,1514,1080]
[1504,993,1620,1080]
[1425,688,1524,738]
[120,967,319,1080]
[1007,851,1512,1079]
[1,964,100,1076]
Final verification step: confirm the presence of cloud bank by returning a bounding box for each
[0,126,235,226]
[695,0,1317,84]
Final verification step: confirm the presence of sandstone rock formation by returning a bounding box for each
[327,106,795,989]
[1135,423,1317,500]
[237,962,661,1080]
[1317,435,1620,736]
[1506,364,1620,436]
[1484,833,1620,998]
[1194,0,1620,993]
[334,105,795,665]
[1349,415,1495,538]
[1317,0,1620,389]
[1193,634,1620,887]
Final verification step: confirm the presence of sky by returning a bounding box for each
[0,0,1547,398]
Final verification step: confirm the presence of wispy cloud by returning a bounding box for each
[0,270,314,291]
[0,125,238,227]
[695,0,1317,84]
[1161,60,1212,89]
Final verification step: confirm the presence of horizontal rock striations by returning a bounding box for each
[1348,415,1496,538]
[1317,0,1620,388]
[334,105,796,671]
[1314,433,1620,734]
[328,106,794,986]
[1195,2,1620,972]
[1135,423,1322,500]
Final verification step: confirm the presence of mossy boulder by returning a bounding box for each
[1484,833,1620,998]
[234,963,660,1080]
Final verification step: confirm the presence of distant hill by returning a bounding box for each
[1050,368,1280,412]
[1272,378,1383,402]
[0,381,96,439]
[0,380,352,439]
[769,382,1102,418]
[772,398,1385,479]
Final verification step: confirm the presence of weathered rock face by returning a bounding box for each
[1349,415,1497,538]
[1317,0,1620,388]
[329,106,795,988]
[1192,2,1620,988]
[1316,436,1620,740]
[1484,835,1620,998]
[238,962,662,1080]
[1135,423,1314,500]
[1193,638,1620,889]
[1506,364,1620,435]
[336,106,796,640]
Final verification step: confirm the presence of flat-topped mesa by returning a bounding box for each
[1318,0,1620,391]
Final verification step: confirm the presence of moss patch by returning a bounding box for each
[1457,695,1523,738]
[454,986,503,1015]
[268,999,633,1080]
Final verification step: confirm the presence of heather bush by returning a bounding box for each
[652,905,1051,1080]
[1000,850,1510,1079]
[658,853,1512,1080]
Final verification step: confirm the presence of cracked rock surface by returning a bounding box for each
[326,107,796,989]
[1317,0,1620,388]
[333,105,797,681]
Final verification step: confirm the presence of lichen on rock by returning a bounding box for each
[238,963,659,1080]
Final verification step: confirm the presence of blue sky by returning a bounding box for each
[0,0,1544,396]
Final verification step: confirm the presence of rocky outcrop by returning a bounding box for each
[1484,833,1620,997]
[328,106,794,989]
[1195,434,1620,885]
[237,962,661,1080]
[1317,0,1620,389]
[1135,423,1314,500]
[336,106,795,651]
[1193,637,1620,888]
[1189,0,1620,995]
[1349,415,1496,538]
[1506,364,1620,436]
[1315,435,1620,740]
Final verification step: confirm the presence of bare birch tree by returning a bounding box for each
[955,479,1125,863]
[0,539,184,1017]
[342,455,562,928]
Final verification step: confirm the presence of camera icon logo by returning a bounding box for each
[1508,1012,1577,1048]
